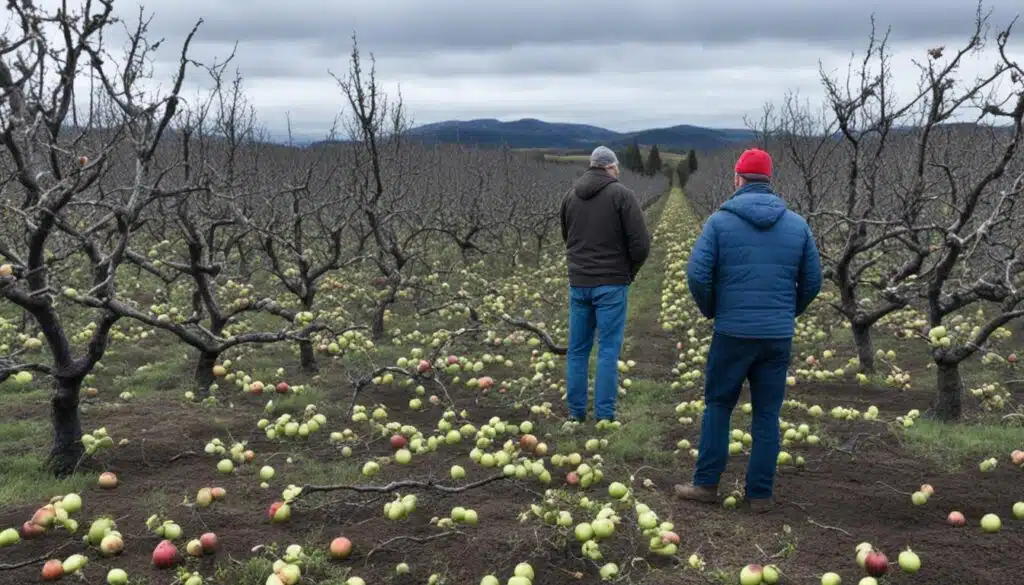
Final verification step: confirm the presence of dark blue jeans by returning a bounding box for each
[693,332,792,499]
[566,285,628,421]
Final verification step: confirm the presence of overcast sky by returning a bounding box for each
[22,0,1024,136]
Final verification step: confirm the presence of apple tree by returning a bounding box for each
[0,0,201,474]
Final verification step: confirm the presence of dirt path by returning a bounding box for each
[622,184,686,382]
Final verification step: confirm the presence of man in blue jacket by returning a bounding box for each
[674,148,822,512]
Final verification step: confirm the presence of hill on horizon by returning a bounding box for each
[404,118,757,152]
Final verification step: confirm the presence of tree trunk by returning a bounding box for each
[298,295,319,372]
[194,350,220,396]
[371,299,388,340]
[852,323,875,373]
[371,284,399,340]
[933,360,964,421]
[50,377,84,478]
[299,340,319,373]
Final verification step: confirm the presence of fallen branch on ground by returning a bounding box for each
[0,542,76,570]
[296,473,508,501]
[365,531,464,564]
[875,481,912,496]
[807,518,852,537]
[500,315,567,355]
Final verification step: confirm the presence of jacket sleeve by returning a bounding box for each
[795,224,823,316]
[619,188,651,280]
[687,217,717,319]
[559,193,569,243]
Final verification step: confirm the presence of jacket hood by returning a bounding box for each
[720,183,787,229]
[573,168,618,200]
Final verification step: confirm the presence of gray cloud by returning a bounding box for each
[132,0,1022,51]
[24,0,1024,134]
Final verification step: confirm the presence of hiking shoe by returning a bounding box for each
[747,497,774,513]
[673,483,719,503]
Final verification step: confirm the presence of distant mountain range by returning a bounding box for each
[404,118,757,152]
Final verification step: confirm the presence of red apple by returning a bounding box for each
[267,501,285,520]
[1011,450,1024,465]
[329,536,352,559]
[152,539,178,568]
[1008,353,1018,363]
[211,486,227,500]
[417,360,431,373]
[478,376,494,389]
[250,382,264,395]
[920,484,934,495]
[864,551,888,577]
[41,559,63,581]
[31,505,56,528]
[566,472,579,485]
[447,355,459,365]
[98,471,118,488]
[275,382,290,394]
[948,511,966,526]
[519,434,538,452]
[21,521,44,539]
[390,434,408,450]
[661,531,680,545]
[77,155,89,167]
[199,532,218,553]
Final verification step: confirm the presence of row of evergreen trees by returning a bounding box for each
[617,140,698,183]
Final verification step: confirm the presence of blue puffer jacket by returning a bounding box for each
[686,182,822,339]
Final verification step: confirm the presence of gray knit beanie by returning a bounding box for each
[589,145,619,168]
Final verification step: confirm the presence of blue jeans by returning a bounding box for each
[693,332,792,499]
[566,285,628,421]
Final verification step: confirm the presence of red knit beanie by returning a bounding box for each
[735,148,772,181]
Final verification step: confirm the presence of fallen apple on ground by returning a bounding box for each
[152,539,178,568]
[98,472,118,488]
[330,536,352,559]
[981,513,1001,532]
[864,550,888,577]
[898,548,921,574]
[739,564,763,585]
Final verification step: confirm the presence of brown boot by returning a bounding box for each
[747,497,774,513]
[673,483,719,503]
